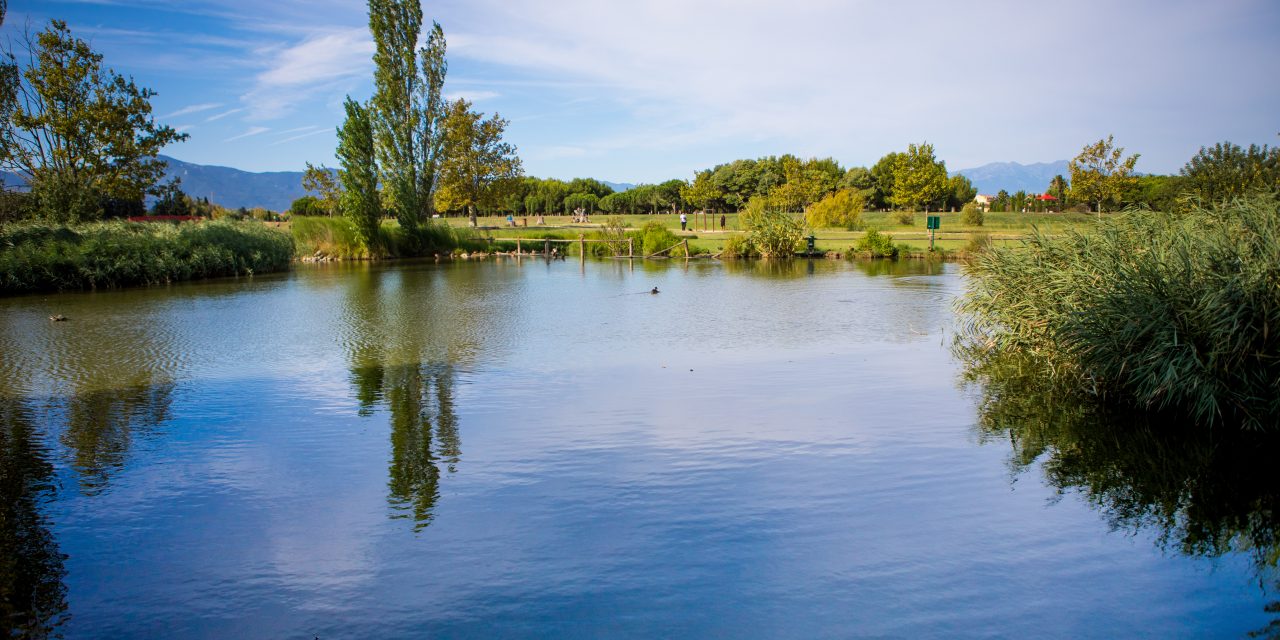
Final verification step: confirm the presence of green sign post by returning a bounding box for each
[926,215,940,251]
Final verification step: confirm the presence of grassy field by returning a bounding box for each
[427,210,1100,256]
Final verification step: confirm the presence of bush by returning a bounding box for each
[741,196,804,258]
[852,229,899,259]
[963,232,991,255]
[30,171,102,223]
[894,210,915,226]
[956,194,1280,429]
[635,220,683,256]
[806,189,864,229]
[961,202,985,226]
[721,234,752,258]
[291,216,367,258]
[0,220,293,294]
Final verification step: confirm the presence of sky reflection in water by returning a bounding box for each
[0,258,1272,638]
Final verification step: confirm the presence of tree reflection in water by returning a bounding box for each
[961,351,1280,635]
[342,267,467,533]
[0,397,68,638]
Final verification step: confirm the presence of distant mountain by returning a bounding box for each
[952,160,1068,195]
[160,155,307,211]
[603,181,635,192]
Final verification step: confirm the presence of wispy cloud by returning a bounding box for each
[225,126,270,142]
[443,90,500,103]
[164,102,223,119]
[270,128,333,146]
[206,108,244,122]
[241,28,374,120]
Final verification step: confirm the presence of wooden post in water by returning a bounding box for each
[683,239,689,259]
[579,234,586,264]
[628,237,634,258]
[516,238,521,255]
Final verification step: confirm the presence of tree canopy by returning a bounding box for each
[0,19,186,222]
[1068,135,1139,214]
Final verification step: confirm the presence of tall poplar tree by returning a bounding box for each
[368,0,422,231]
[336,97,381,251]
[416,21,447,218]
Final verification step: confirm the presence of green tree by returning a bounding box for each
[1068,135,1139,216]
[302,162,341,216]
[336,97,381,251]
[1048,174,1068,208]
[870,152,903,210]
[0,20,186,222]
[890,143,949,212]
[945,174,977,211]
[681,170,723,212]
[368,0,423,230]
[1179,141,1279,203]
[805,189,864,229]
[415,21,447,218]
[434,99,522,220]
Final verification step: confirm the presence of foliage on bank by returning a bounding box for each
[0,220,294,294]
[956,194,1280,429]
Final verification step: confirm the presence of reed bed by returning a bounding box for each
[957,195,1280,429]
[0,220,294,294]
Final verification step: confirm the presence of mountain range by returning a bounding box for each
[4,157,1068,211]
[951,160,1068,195]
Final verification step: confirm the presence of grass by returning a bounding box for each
[0,219,294,294]
[956,194,1280,430]
[439,210,1095,258]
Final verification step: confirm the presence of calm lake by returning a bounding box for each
[0,257,1274,638]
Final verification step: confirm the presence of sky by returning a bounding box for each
[8,0,1280,183]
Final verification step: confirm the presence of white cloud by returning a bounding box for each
[241,28,374,120]
[206,108,245,122]
[225,126,271,142]
[164,102,223,119]
[443,90,501,103]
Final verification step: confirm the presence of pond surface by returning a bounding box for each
[0,257,1273,638]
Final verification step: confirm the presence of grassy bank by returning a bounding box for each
[956,195,1280,429]
[0,220,294,294]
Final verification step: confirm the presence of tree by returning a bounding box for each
[302,162,341,216]
[0,20,186,222]
[869,152,903,210]
[681,170,723,212]
[945,174,977,211]
[1179,141,1279,203]
[806,189,864,229]
[336,97,381,251]
[368,0,423,230]
[1068,135,1139,216]
[1048,174,1068,207]
[890,143,949,212]
[415,21,447,217]
[434,99,522,220]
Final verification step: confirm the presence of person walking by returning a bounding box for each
[720,213,726,230]
[679,212,687,231]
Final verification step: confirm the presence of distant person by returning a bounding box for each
[507,213,515,227]
[720,214,726,230]
[679,212,687,231]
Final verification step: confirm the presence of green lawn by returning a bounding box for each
[431,210,1102,256]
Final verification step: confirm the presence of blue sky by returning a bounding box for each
[10,0,1280,183]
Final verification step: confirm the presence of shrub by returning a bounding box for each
[963,232,991,255]
[853,229,898,259]
[806,189,864,229]
[741,196,804,258]
[291,216,367,258]
[961,202,985,226]
[956,194,1280,429]
[635,220,683,256]
[894,210,915,226]
[598,216,631,256]
[721,234,753,258]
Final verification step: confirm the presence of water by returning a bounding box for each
[0,258,1273,638]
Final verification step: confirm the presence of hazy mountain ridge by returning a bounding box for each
[8,158,1072,211]
[951,160,1069,195]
